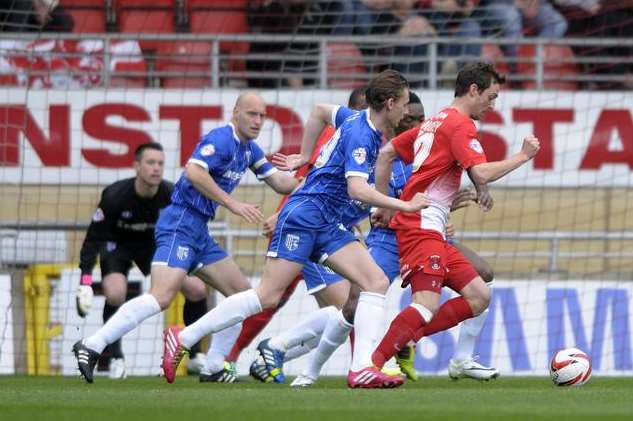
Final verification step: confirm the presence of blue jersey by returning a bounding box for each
[294,107,383,221]
[171,123,277,220]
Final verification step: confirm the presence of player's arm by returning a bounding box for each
[272,103,339,171]
[347,176,428,212]
[185,162,263,223]
[468,135,540,184]
[375,141,399,196]
[262,171,301,195]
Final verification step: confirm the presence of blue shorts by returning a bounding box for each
[366,227,400,283]
[302,262,342,295]
[153,204,228,273]
[301,227,401,294]
[267,196,357,265]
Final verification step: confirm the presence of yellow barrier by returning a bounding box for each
[24,264,188,376]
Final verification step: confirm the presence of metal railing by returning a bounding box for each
[1,33,632,89]
[1,222,633,273]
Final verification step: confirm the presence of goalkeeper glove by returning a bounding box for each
[76,274,94,318]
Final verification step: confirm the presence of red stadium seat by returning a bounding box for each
[481,43,510,76]
[187,0,249,73]
[115,0,176,51]
[327,43,367,88]
[60,0,106,33]
[517,45,579,90]
[155,42,212,88]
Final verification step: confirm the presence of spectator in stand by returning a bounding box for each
[0,0,73,32]
[245,0,344,88]
[554,0,633,89]
[514,0,567,37]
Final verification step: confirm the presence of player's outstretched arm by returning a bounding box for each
[347,176,430,213]
[469,135,540,185]
[185,162,263,223]
[375,141,399,196]
[263,171,301,195]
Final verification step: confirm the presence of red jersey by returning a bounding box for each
[390,108,487,234]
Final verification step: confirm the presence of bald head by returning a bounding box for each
[232,92,267,141]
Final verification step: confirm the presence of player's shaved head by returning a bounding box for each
[232,92,267,141]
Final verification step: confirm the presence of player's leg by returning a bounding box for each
[325,241,403,388]
[181,276,209,374]
[449,241,499,380]
[101,272,128,379]
[180,256,250,383]
[226,275,302,363]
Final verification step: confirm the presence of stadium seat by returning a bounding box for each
[155,42,212,88]
[517,45,580,90]
[60,0,106,33]
[115,0,176,51]
[187,0,249,74]
[481,43,510,77]
[327,43,367,88]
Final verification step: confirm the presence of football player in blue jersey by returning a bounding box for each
[161,70,430,388]
[72,92,301,384]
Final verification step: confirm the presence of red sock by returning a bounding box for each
[371,306,426,369]
[413,296,473,342]
[226,276,301,361]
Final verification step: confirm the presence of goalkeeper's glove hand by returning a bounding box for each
[76,274,94,318]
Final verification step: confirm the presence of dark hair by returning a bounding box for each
[347,86,368,110]
[409,91,421,105]
[454,62,505,98]
[134,142,163,161]
[366,70,409,112]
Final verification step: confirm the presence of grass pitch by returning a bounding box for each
[1,375,631,421]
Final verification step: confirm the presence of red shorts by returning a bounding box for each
[396,229,478,294]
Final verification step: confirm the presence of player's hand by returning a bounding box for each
[271,153,307,172]
[474,182,494,212]
[521,135,540,160]
[228,201,264,224]
[450,188,477,212]
[262,211,279,237]
[76,284,94,318]
[370,208,393,228]
[445,223,455,238]
[403,192,431,212]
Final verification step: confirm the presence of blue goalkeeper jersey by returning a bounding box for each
[171,123,277,220]
[294,106,383,221]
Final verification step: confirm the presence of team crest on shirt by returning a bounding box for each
[121,211,132,219]
[285,234,300,251]
[352,147,367,164]
[469,139,483,154]
[176,246,189,261]
[200,144,215,156]
[428,255,442,270]
[92,208,104,222]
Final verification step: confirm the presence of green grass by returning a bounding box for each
[1,375,632,421]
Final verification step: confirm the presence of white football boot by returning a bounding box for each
[290,374,316,388]
[448,357,499,381]
[109,358,127,379]
[186,352,206,375]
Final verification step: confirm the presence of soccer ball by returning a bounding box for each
[549,347,592,386]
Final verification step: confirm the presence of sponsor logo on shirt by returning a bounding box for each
[200,144,215,156]
[106,241,117,252]
[469,139,484,154]
[222,169,245,181]
[285,234,300,251]
[121,211,132,219]
[352,147,367,164]
[92,208,104,222]
[176,246,189,261]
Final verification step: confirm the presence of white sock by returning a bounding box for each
[350,291,385,372]
[84,294,161,354]
[284,336,320,362]
[203,322,242,374]
[268,306,337,352]
[303,309,353,380]
[453,309,489,362]
[179,289,261,349]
